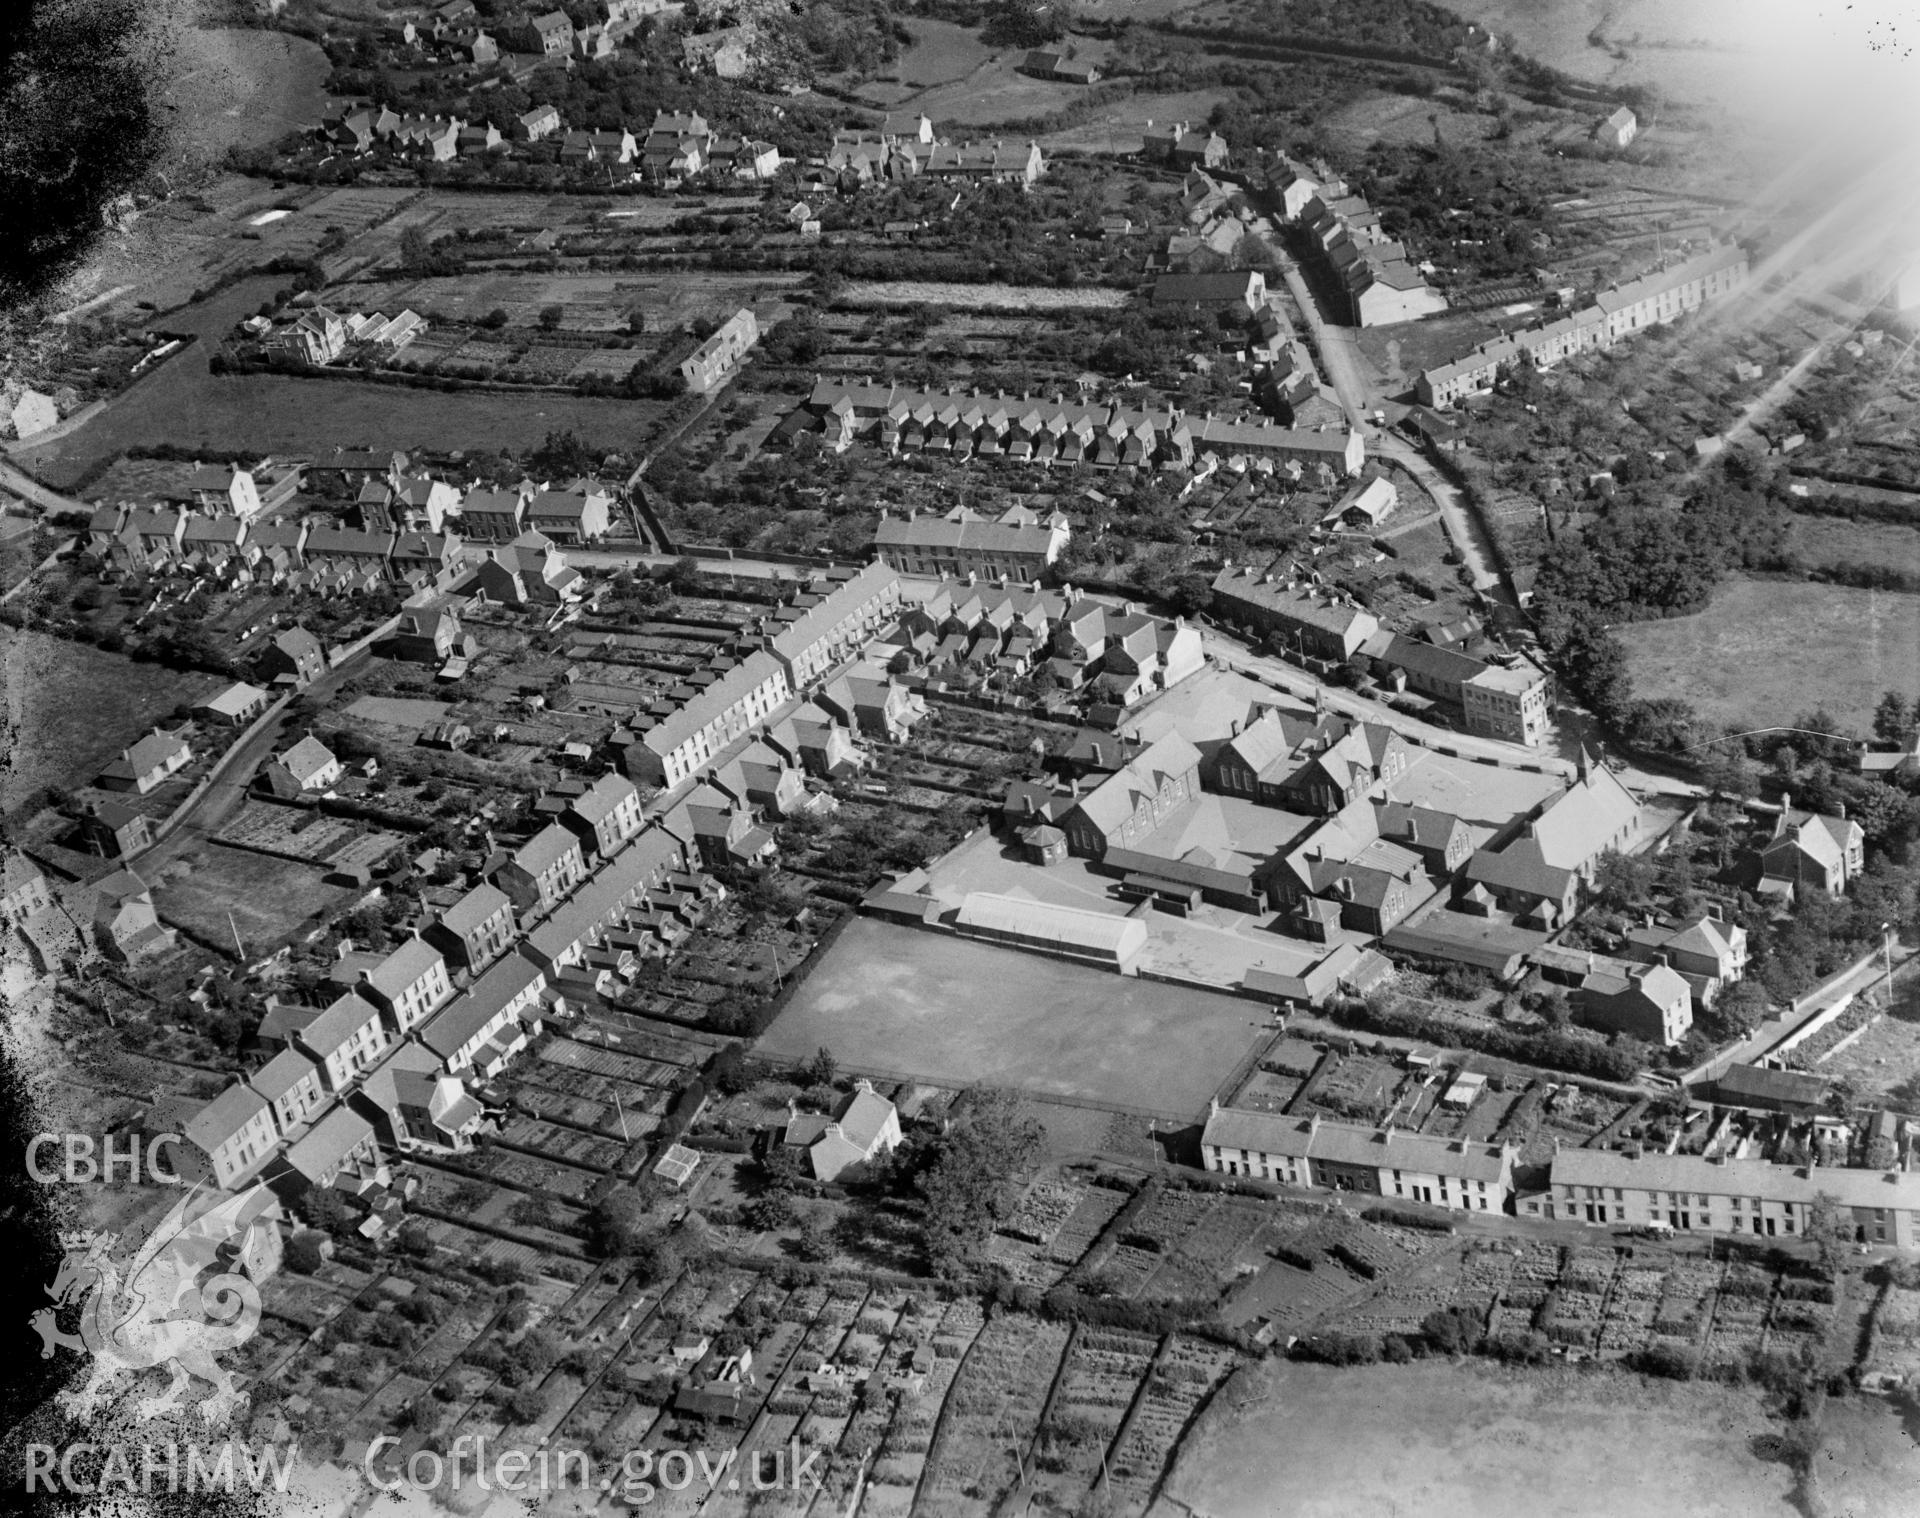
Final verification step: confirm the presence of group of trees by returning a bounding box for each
[914,1089,1042,1276]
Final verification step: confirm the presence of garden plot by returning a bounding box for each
[989,1234,1072,1289]
[1763,1290,1834,1362]
[344,695,452,733]
[1343,1254,1469,1340]
[1705,1264,1776,1372]
[1103,1336,1239,1518]
[1452,1244,1518,1312]
[1649,1260,1721,1355]
[1050,1180,1134,1266]
[922,1314,1072,1517]
[1003,1179,1084,1246]
[498,1114,628,1171]
[1490,1241,1563,1338]
[214,801,403,869]
[1228,1257,1362,1335]
[1032,1328,1160,1497]
[1600,1265,1665,1357]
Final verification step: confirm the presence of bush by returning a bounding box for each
[1361,1206,1455,1234]
[1291,1333,1380,1366]
[1329,1243,1379,1280]
[1271,1245,1316,1272]
[285,1232,327,1274]
[1631,1343,1698,1380]
[1421,1305,1482,1356]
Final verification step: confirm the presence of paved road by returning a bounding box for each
[1683,942,1913,1086]
[0,459,90,516]
[569,548,809,580]
[1371,431,1507,595]
[129,656,371,884]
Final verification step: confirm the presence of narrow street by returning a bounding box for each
[0,458,90,516]
[1683,943,1914,1085]
[1272,253,1508,597]
[1714,334,1843,456]
[1371,430,1509,598]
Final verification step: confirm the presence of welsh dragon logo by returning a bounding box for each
[31,1184,268,1428]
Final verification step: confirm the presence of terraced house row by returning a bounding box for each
[1417,242,1751,408]
[781,379,1365,478]
[160,805,703,1206]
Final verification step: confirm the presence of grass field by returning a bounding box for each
[1165,1360,1797,1518]
[1809,1395,1920,1518]
[756,918,1261,1115]
[1787,516,1920,578]
[1617,578,1920,734]
[150,842,355,951]
[0,631,219,817]
[855,22,1115,124]
[162,27,331,168]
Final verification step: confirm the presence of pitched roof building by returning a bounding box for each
[1202,1107,1515,1212]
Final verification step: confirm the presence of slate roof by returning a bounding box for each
[1201,1109,1511,1182]
[184,1084,272,1152]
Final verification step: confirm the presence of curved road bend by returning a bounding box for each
[1273,255,1507,597]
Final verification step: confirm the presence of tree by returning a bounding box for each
[504,1386,547,1426]
[296,1186,353,1239]
[794,1214,834,1262]
[918,1089,1043,1276]
[584,1188,651,1257]
[744,1194,796,1232]
[1874,690,1917,748]
[1591,850,1657,915]
[1421,1306,1481,1356]
[1804,1190,1848,1280]
[804,1047,838,1088]
[538,303,565,330]
[286,1232,328,1274]
[709,1044,756,1096]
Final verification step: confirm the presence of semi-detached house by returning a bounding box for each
[249,1046,328,1136]
[294,991,392,1093]
[358,934,454,1034]
[178,1084,280,1189]
[561,772,645,859]
[494,822,587,916]
[425,880,516,972]
[418,951,548,1076]
[1202,1106,1516,1213]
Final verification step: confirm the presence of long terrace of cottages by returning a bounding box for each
[1417,242,1751,408]
[784,378,1365,477]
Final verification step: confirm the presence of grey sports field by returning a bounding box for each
[756,918,1265,1116]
